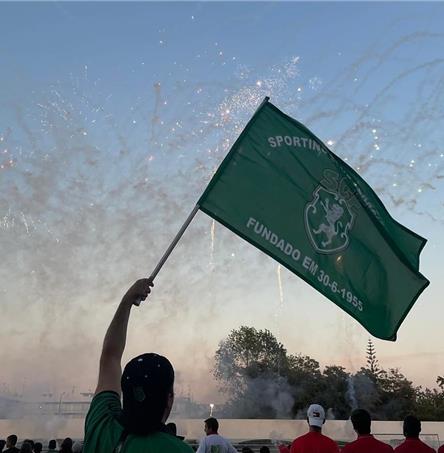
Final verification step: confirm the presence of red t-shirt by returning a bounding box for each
[437,445,443,453]
[341,435,393,453]
[394,438,435,453]
[290,431,339,453]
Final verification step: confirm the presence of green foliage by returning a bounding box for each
[214,326,444,420]
[416,386,444,421]
[366,338,380,376]
[214,326,287,397]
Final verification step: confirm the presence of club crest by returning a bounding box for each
[305,186,355,254]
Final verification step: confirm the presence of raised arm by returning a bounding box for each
[95,278,153,395]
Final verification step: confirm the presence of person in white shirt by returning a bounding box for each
[196,417,238,453]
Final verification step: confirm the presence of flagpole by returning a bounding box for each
[150,204,200,281]
[135,204,200,305]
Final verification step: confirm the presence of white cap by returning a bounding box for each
[307,404,325,427]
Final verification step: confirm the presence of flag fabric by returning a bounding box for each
[198,98,429,340]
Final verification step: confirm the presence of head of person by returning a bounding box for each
[6,435,18,448]
[60,437,73,453]
[260,447,271,453]
[22,440,34,449]
[403,415,421,438]
[307,404,326,431]
[34,442,43,453]
[121,353,175,435]
[0,439,6,451]
[19,443,33,453]
[350,409,372,435]
[204,417,219,435]
[48,439,57,450]
[241,448,254,453]
[166,422,177,436]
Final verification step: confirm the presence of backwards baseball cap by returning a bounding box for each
[121,353,174,435]
[307,404,325,427]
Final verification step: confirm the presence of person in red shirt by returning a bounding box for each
[290,403,339,453]
[394,415,435,452]
[438,445,444,453]
[341,409,393,453]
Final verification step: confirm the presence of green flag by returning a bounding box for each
[198,98,429,340]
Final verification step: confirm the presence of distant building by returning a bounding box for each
[0,391,208,419]
[0,395,23,418]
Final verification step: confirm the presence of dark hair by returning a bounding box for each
[403,415,421,438]
[23,440,34,449]
[260,447,271,453]
[121,353,174,435]
[7,435,18,446]
[48,439,57,449]
[34,442,43,453]
[351,409,371,435]
[60,437,73,453]
[166,422,177,436]
[0,439,6,450]
[19,443,33,453]
[205,417,219,433]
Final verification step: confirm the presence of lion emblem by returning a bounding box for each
[305,186,354,254]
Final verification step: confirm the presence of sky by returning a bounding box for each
[1,1,444,407]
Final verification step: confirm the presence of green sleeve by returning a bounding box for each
[83,391,124,453]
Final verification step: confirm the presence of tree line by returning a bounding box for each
[213,326,444,420]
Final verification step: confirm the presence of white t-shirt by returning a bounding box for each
[196,434,238,453]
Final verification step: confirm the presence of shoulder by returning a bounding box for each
[394,440,413,453]
[291,434,309,451]
[373,437,393,451]
[379,439,394,451]
[341,440,356,452]
[222,434,234,444]
[166,434,194,452]
[123,432,193,453]
[292,433,308,443]
[89,390,121,411]
[322,434,339,450]
[86,391,122,423]
[84,391,123,453]
[323,434,337,444]
[173,435,194,452]
[159,433,194,452]
[207,434,223,442]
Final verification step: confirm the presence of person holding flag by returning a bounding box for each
[83,279,193,453]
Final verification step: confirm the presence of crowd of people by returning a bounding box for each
[277,404,444,453]
[2,410,444,452]
[2,280,443,452]
[0,437,82,453]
